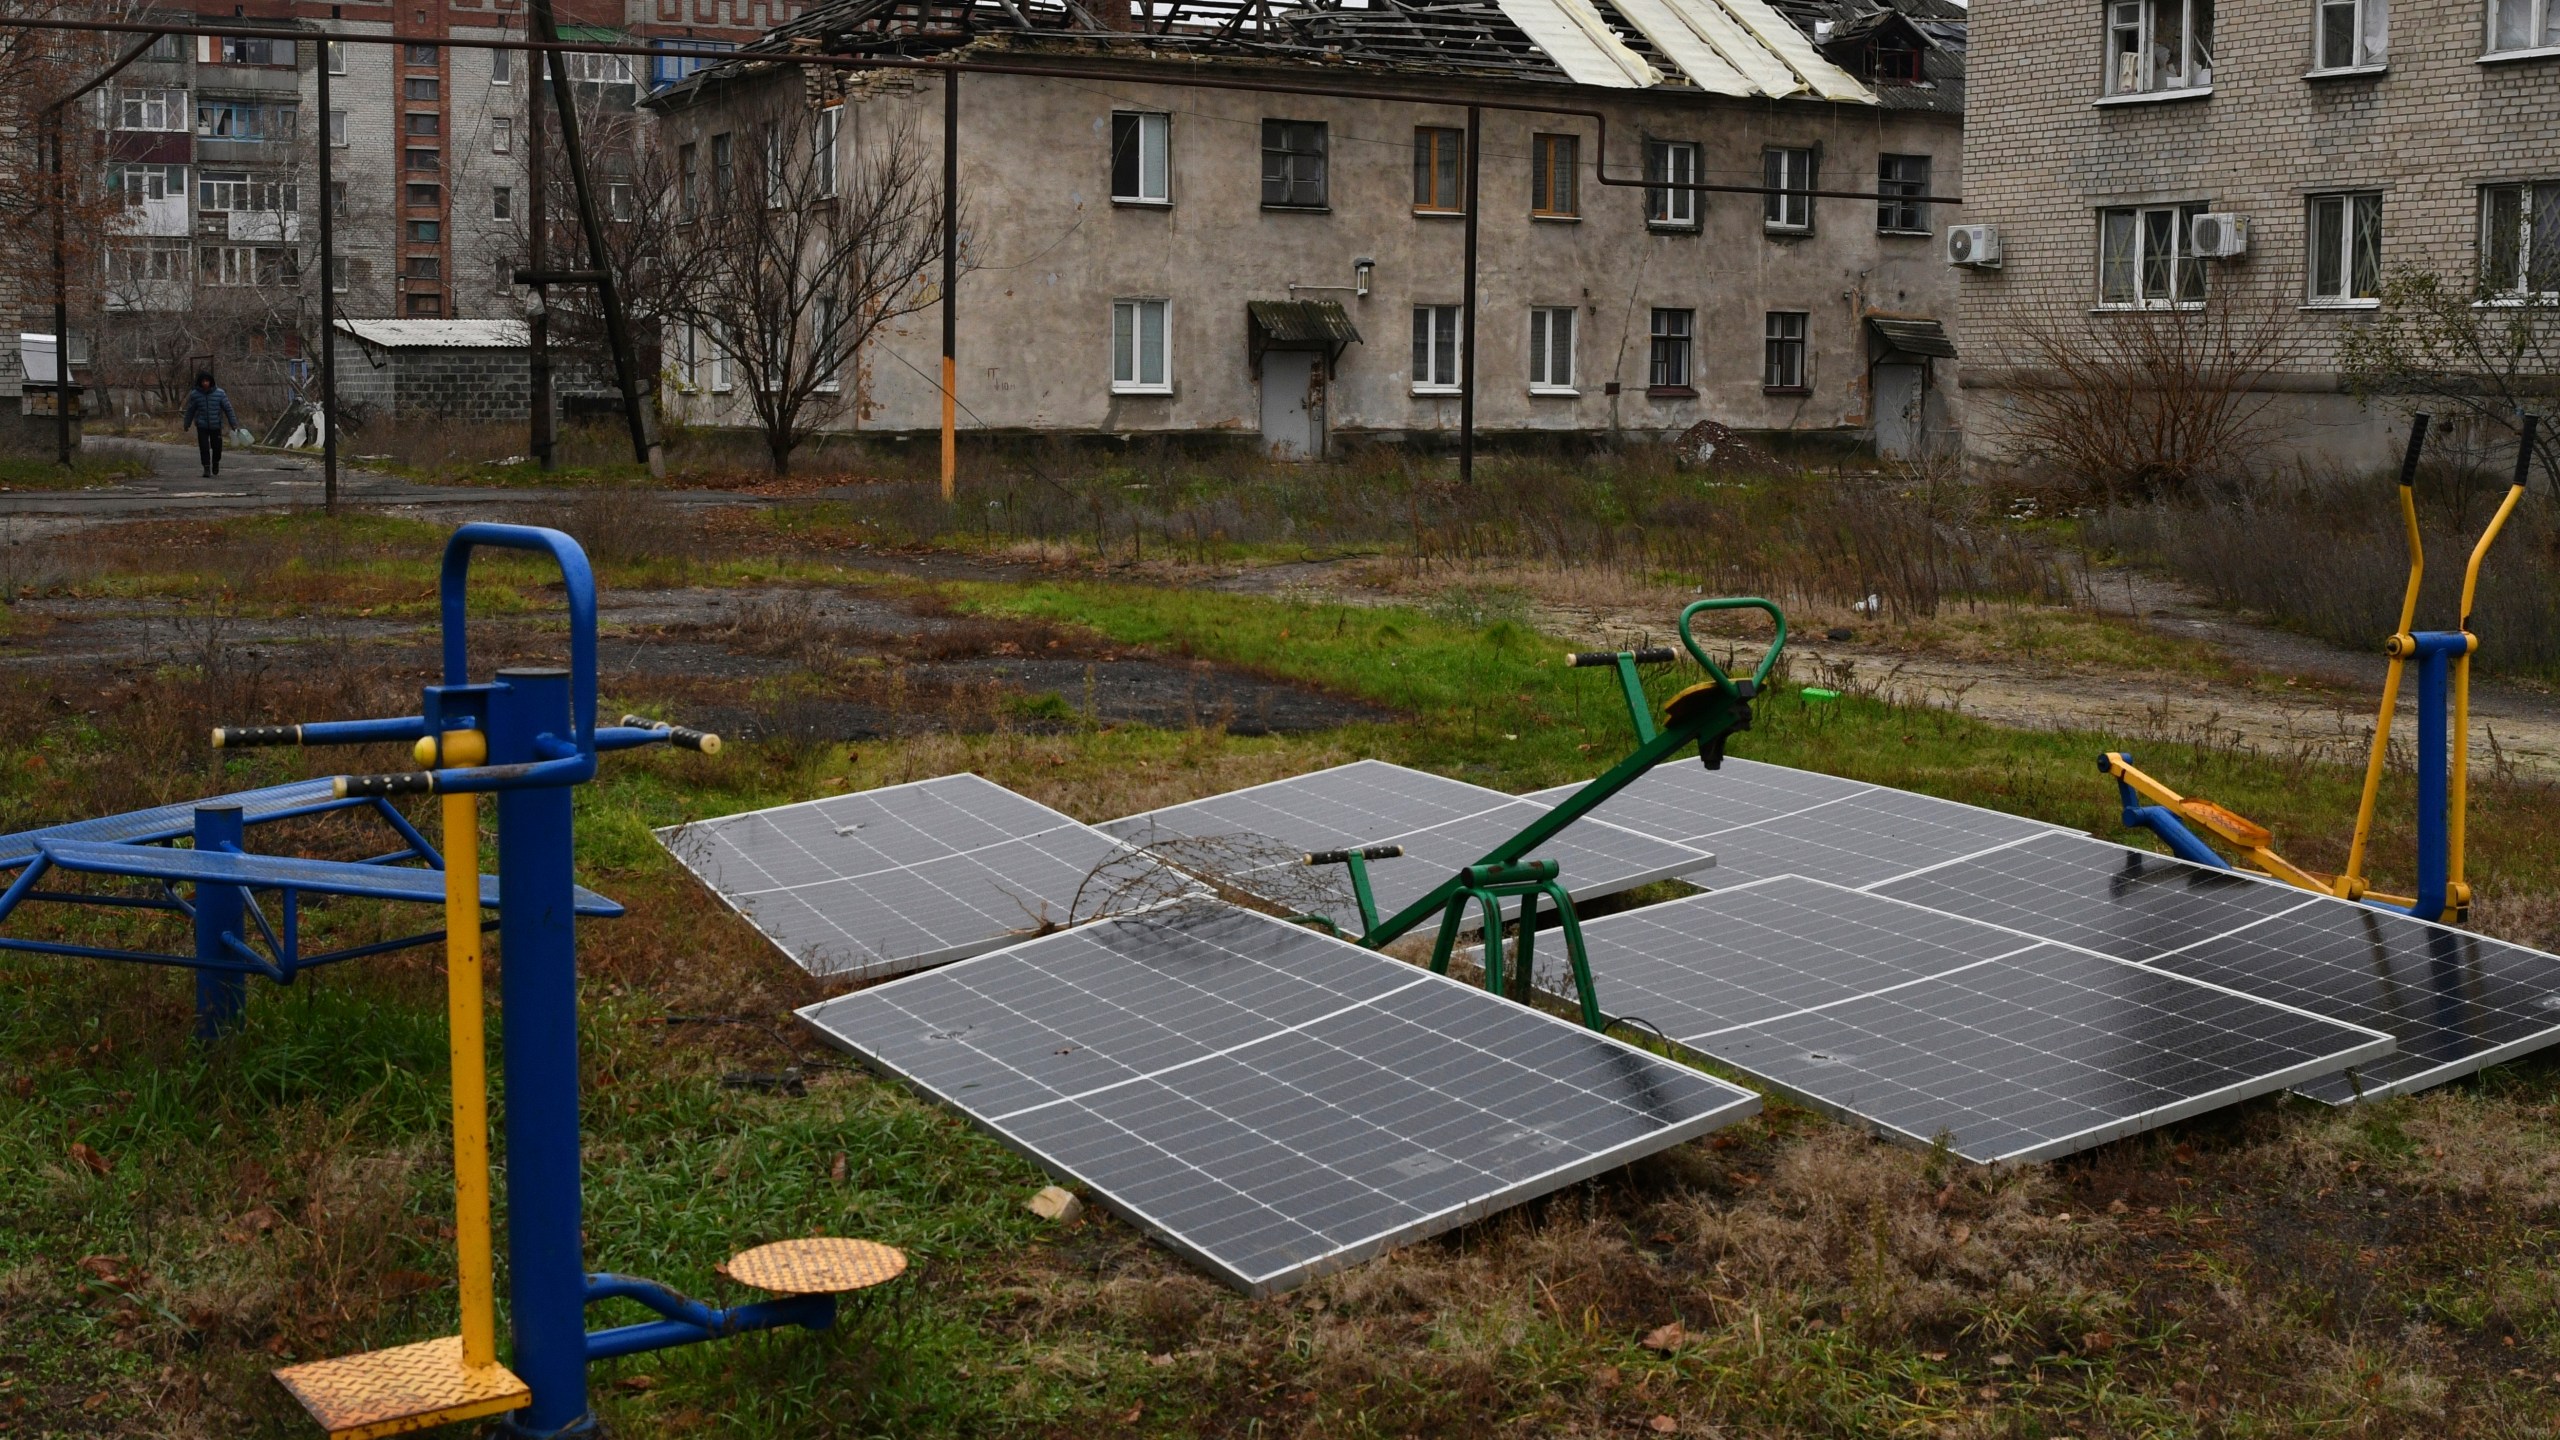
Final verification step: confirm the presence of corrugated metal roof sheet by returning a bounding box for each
[1248,300,1362,346]
[1867,315,1955,358]
[333,319,531,350]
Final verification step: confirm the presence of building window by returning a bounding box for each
[405,44,439,67]
[2308,192,2383,303]
[407,292,444,317]
[330,181,348,216]
[708,323,732,392]
[678,145,698,217]
[1412,305,1462,392]
[197,172,295,214]
[407,255,443,282]
[407,148,441,173]
[197,101,297,142]
[1531,134,1579,218]
[493,117,513,154]
[1261,120,1327,209]
[814,106,841,200]
[1113,112,1172,204]
[650,40,734,90]
[492,49,513,85]
[200,245,293,287]
[1414,127,1463,213]
[407,183,441,209]
[407,220,442,243]
[406,77,440,102]
[219,36,282,66]
[1529,307,1576,392]
[761,125,784,208]
[148,34,186,62]
[113,87,188,132]
[328,110,348,147]
[712,133,734,198]
[1764,147,1813,231]
[2316,0,2387,66]
[332,255,353,294]
[2105,0,2214,94]
[109,163,186,205]
[408,113,441,137]
[1764,311,1809,390]
[2481,182,2560,296]
[108,240,188,286]
[1112,299,1170,392]
[2099,203,2209,306]
[493,185,513,220]
[2490,0,2559,51]
[1649,309,1695,391]
[1644,139,1699,228]
[1878,154,1931,233]
[608,181,635,221]
[561,51,635,85]
[814,296,844,392]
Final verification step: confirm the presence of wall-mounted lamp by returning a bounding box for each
[1353,257,1375,298]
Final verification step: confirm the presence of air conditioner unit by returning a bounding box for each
[2190,212,2250,258]
[1944,224,2002,269]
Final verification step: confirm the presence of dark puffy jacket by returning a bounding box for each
[181,387,238,431]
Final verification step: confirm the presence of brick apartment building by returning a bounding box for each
[1955,0,2560,468]
[647,0,1968,457]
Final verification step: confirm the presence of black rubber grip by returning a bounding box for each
[621,714,722,753]
[334,771,435,798]
[213,724,301,748]
[1566,647,1677,668]
[1303,844,1405,866]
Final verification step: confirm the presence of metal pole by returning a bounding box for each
[1458,104,1479,486]
[50,108,70,467]
[191,805,247,1038]
[940,68,957,502]
[527,37,553,471]
[489,665,590,1435]
[316,42,338,512]
[531,0,659,474]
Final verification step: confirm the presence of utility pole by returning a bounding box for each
[1458,104,1480,486]
[49,108,70,467]
[939,68,957,501]
[316,40,339,513]
[527,32,552,471]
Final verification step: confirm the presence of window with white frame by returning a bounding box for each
[108,164,185,206]
[107,239,187,284]
[2481,182,2560,296]
[1764,311,1809,389]
[1113,112,1171,204]
[2315,0,2386,67]
[2308,192,2382,303]
[329,110,348,147]
[2098,202,2209,306]
[1763,147,1813,231]
[2105,0,2214,94]
[1645,140,1699,228]
[197,100,297,141]
[493,117,513,154]
[1412,305,1462,391]
[560,51,634,85]
[1529,307,1576,392]
[1113,299,1170,392]
[197,171,296,214]
[607,180,635,221]
[327,39,347,73]
[708,323,733,392]
[198,244,293,287]
[492,48,513,84]
[814,296,844,391]
[762,125,785,208]
[2490,0,2559,50]
[814,106,841,199]
[1878,154,1931,233]
[113,87,187,132]
[1650,309,1695,390]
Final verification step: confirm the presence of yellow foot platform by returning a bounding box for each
[720,1237,909,1295]
[273,1335,529,1439]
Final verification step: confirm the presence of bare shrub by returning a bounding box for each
[535,486,696,569]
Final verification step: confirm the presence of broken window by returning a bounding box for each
[1113,299,1170,392]
[1529,307,1576,392]
[712,133,735,200]
[1764,311,1809,390]
[407,254,443,282]
[1531,134,1579,217]
[494,185,512,220]
[1878,154,1931,233]
[1261,120,1327,209]
[220,36,280,66]
[2308,192,2382,303]
[1645,140,1699,228]
[2098,203,2209,306]
[2491,0,2559,50]
[493,117,513,154]
[679,143,698,217]
[815,106,841,200]
[405,44,439,67]
[1114,112,1171,204]
[2316,0,2386,67]
[1650,309,1695,390]
[1763,147,1813,231]
[2481,182,2560,296]
[1414,127,1463,213]
[1412,305,1462,391]
[2105,0,2213,95]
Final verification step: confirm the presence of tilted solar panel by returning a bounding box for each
[799,899,1759,1293]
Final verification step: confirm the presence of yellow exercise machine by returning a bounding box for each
[2104,412,2539,925]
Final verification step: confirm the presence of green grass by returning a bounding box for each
[0,450,152,492]
[4,571,2558,1437]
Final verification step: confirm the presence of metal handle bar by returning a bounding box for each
[1675,597,1788,698]
[1304,845,1404,865]
[1566,647,1676,668]
[441,524,598,762]
[212,717,430,749]
[618,714,723,754]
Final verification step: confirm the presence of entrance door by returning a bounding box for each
[1871,362,1926,459]
[1259,351,1325,459]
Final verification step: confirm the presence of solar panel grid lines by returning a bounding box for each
[1558,875,2397,1164]
[799,899,1760,1295]
[656,773,1183,980]
[1870,831,2323,961]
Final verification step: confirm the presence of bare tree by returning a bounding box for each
[666,99,948,475]
[1994,266,2306,498]
[2341,244,2560,501]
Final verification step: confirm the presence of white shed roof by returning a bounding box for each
[333,318,530,349]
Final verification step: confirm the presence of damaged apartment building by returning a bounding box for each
[649,0,1967,458]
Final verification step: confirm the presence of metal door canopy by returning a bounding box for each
[1563,876,2393,1164]
[1524,756,2064,890]
[658,773,1190,980]
[1875,831,2560,1104]
[799,899,1758,1294]
[1102,759,1716,924]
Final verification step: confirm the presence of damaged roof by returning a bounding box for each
[667,0,1962,105]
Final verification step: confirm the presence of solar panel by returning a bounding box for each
[1875,832,2560,1104]
[1527,757,2064,889]
[1103,760,1715,926]
[1559,876,2392,1163]
[798,899,1759,1294]
[658,774,1170,980]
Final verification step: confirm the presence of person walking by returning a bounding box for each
[179,372,238,477]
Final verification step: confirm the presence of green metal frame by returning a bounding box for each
[1303,597,1787,1029]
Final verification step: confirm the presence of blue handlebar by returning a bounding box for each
[441,524,597,762]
